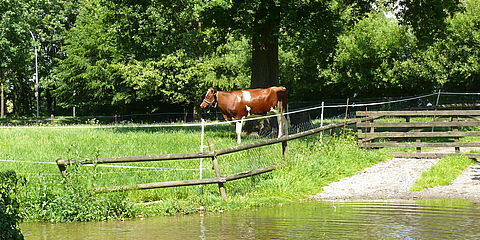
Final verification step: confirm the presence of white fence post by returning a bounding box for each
[435,90,442,106]
[432,90,442,132]
[320,101,324,143]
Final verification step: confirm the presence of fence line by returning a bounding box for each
[0,159,57,165]
[0,158,203,172]
[3,91,478,178]
[56,116,379,168]
[95,165,277,193]
[441,92,480,95]
[77,116,376,193]
[0,91,448,129]
[17,172,59,176]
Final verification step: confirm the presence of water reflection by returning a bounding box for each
[21,200,480,240]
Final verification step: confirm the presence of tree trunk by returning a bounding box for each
[251,0,280,88]
[45,88,54,115]
[12,78,32,116]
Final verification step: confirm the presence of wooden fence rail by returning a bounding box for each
[356,110,480,117]
[56,116,377,198]
[95,165,277,193]
[357,110,480,158]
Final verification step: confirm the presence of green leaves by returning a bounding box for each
[2,0,479,116]
[323,0,480,96]
[118,51,198,104]
[0,171,24,240]
[327,13,416,96]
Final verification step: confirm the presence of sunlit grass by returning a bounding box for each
[0,126,389,222]
[410,155,476,192]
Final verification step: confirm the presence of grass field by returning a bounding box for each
[0,124,389,222]
[2,116,477,223]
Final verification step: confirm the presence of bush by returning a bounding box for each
[20,166,137,222]
[0,171,24,240]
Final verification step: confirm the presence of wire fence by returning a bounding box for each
[1,92,479,185]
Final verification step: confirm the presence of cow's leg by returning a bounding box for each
[236,118,244,144]
[277,117,283,138]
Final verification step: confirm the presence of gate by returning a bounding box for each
[357,110,480,159]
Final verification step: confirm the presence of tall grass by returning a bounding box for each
[0,127,389,222]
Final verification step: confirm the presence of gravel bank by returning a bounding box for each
[310,148,480,202]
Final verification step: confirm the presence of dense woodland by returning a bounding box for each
[0,0,479,116]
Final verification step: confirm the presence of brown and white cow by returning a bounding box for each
[200,86,288,143]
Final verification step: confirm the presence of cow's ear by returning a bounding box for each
[212,89,217,94]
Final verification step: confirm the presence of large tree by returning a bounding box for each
[420,0,480,91]
[0,0,38,116]
[0,0,78,116]
[202,0,375,91]
[396,0,462,47]
[53,0,250,114]
[200,0,283,88]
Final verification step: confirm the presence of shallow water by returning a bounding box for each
[21,200,480,240]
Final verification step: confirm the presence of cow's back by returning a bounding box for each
[216,87,288,120]
[246,87,287,114]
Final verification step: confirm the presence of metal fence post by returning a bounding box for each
[436,90,442,106]
[320,101,324,143]
[342,98,349,135]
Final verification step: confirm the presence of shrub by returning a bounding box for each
[20,166,137,222]
[0,171,24,240]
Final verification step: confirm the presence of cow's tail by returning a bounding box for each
[274,86,288,111]
[274,87,288,138]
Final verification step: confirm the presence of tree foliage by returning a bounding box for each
[325,13,416,97]
[0,0,478,116]
[396,0,462,47]
[438,0,480,91]
[53,0,250,114]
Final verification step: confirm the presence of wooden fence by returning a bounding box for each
[56,116,376,199]
[357,110,480,158]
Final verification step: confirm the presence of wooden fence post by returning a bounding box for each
[416,139,422,153]
[452,116,460,153]
[207,139,227,200]
[342,98,350,135]
[56,159,67,177]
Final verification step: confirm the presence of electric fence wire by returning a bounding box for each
[0,159,204,171]
[0,91,451,129]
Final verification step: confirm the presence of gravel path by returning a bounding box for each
[310,148,480,202]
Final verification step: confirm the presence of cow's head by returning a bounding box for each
[200,88,218,110]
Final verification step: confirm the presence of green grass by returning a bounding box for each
[410,155,477,192]
[0,126,389,222]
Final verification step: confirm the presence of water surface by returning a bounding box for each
[21,200,480,239]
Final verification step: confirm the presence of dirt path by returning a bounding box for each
[310,148,480,202]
